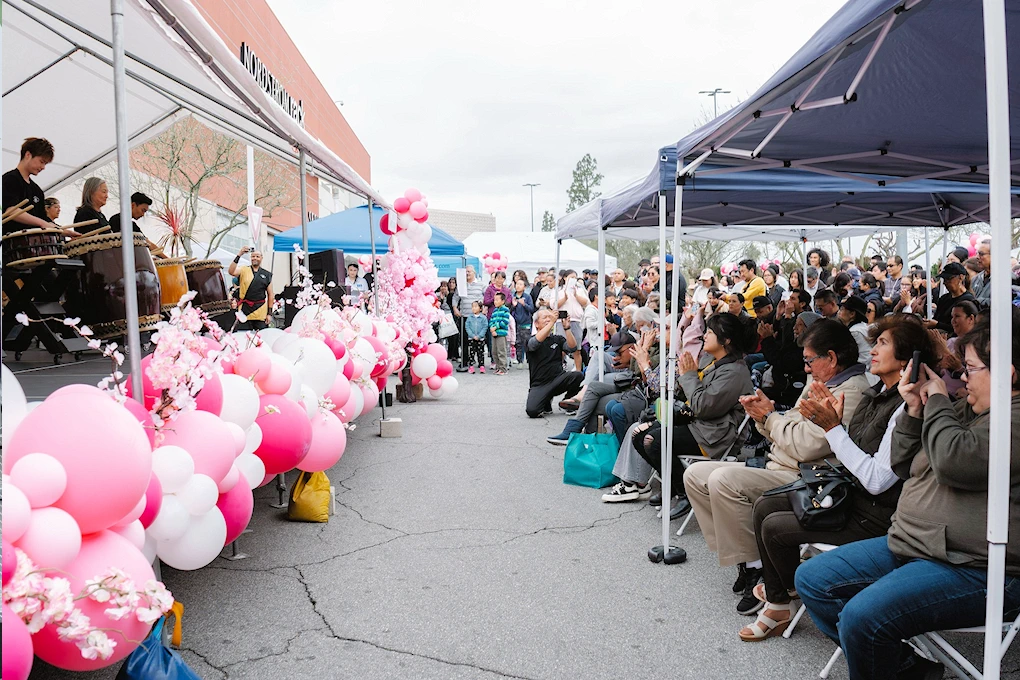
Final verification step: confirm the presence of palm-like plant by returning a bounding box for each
[152,203,197,258]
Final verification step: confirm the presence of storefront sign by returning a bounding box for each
[239,42,305,128]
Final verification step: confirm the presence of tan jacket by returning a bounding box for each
[757,365,870,474]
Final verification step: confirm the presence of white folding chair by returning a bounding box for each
[784,543,839,639]
[908,610,1020,680]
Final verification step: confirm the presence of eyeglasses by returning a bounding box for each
[803,355,826,367]
[963,364,989,376]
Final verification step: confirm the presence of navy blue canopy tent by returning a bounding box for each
[272,204,478,278]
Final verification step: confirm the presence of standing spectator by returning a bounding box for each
[813,289,840,319]
[932,262,976,335]
[883,255,904,304]
[446,277,462,362]
[459,266,486,365]
[509,279,535,365]
[804,266,826,303]
[838,295,873,367]
[489,293,511,375]
[857,272,883,306]
[807,247,833,285]
[530,268,548,305]
[738,259,766,317]
[762,266,784,307]
[610,268,627,298]
[525,310,584,418]
[661,254,687,306]
[556,270,589,372]
[465,301,488,374]
[788,268,803,293]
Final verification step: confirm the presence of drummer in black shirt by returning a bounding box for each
[73,178,111,236]
[109,192,152,235]
[2,138,75,235]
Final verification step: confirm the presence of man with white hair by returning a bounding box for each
[229,246,273,330]
[525,309,583,418]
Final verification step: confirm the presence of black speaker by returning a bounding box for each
[282,285,301,327]
[307,249,345,287]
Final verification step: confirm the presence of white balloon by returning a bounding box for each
[157,508,227,571]
[424,327,438,344]
[141,533,158,563]
[349,311,373,335]
[176,473,219,516]
[151,445,195,494]
[350,337,377,368]
[272,332,301,354]
[299,384,318,419]
[345,387,364,421]
[236,452,266,491]
[417,223,433,245]
[291,305,340,335]
[419,244,432,258]
[146,495,190,542]
[441,376,459,395]
[280,338,337,397]
[411,353,438,379]
[244,423,263,456]
[396,211,415,230]
[248,327,285,348]
[219,374,260,430]
[395,231,414,251]
[2,364,28,445]
[2,482,32,542]
[113,520,146,550]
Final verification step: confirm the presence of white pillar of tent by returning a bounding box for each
[924,228,933,320]
[368,198,386,421]
[553,240,561,314]
[940,226,950,297]
[664,184,686,544]
[299,148,309,256]
[657,191,670,553]
[982,0,1013,676]
[801,231,809,304]
[111,0,143,401]
[597,227,606,381]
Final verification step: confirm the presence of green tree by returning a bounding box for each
[566,154,603,212]
[541,210,556,232]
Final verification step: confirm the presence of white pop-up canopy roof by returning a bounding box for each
[2,0,387,206]
[463,231,617,278]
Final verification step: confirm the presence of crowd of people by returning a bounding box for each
[433,244,1020,679]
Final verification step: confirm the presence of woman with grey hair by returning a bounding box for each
[73,177,110,236]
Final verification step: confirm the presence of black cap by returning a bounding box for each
[752,295,772,310]
[939,262,968,279]
[609,330,637,348]
[841,295,868,317]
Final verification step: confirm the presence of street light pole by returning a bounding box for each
[698,88,731,119]
[523,183,540,232]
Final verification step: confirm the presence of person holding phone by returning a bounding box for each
[525,309,584,418]
[229,245,273,330]
[556,269,589,372]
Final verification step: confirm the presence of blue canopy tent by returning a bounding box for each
[272,205,479,278]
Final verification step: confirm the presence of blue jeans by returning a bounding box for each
[795,536,1020,680]
[605,399,629,447]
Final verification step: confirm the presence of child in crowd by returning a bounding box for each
[466,300,488,374]
[510,278,535,365]
[489,292,511,375]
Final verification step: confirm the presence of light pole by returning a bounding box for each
[523,183,540,232]
[698,88,731,119]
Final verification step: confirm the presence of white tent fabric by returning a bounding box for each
[2,0,387,206]
[463,232,617,278]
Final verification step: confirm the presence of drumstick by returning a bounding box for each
[2,199,30,217]
[63,219,100,230]
[1,205,34,224]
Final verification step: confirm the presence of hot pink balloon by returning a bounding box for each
[393,197,411,213]
[254,395,313,475]
[425,344,448,362]
[159,409,236,484]
[350,360,363,381]
[325,373,352,412]
[5,390,151,534]
[325,336,347,360]
[234,348,271,381]
[414,210,429,224]
[258,472,276,488]
[365,336,388,377]
[138,474,163,529]
[379,213,395,235]
[342,358,355,380]
[435,360,454,378]
[491,251,501,260]
[298,411,347,473]
[403,187,422,203]
[194,372,223,415]
[32,532,154,671]
[2,540,17,586]
[121,397,155,449]
[217,482,254,545]
[2,603,33,680]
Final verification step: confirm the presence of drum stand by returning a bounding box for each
[2,259,91,363]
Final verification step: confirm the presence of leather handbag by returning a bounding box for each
[762,461,855,531]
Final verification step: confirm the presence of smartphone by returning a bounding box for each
[909,350,922,383]
[558,310,569,320]
[782,291,791,301]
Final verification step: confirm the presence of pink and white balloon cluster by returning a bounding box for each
[759,258,782,272]
[720,262,738,276]
[482,251,508,275]
[408,343,459,398]
[2,374,173,676]
[374,244,443,352]
[379,187,434,257]
[967,231,987,258]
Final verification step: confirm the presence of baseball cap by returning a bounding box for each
[699,268,714,281]
[664,254,674,264]
[938,262,968,279]
[537,267,548,274]
[609,330,637,348]
[752,295,772,311]
[799,311,822,328]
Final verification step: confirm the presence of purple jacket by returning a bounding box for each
[483,284,513,319]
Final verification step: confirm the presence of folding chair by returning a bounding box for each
[908,610,1020,680]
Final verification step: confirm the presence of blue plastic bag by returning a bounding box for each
[115,618,201,680]
[563,432,619,488]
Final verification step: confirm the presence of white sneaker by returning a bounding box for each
[601,481,653,503]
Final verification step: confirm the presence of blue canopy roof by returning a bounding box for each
[273,205,467,256]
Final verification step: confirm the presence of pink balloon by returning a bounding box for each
[342,358,354,380]
[414,210,429,224]
[408,201,427,220]
[491,251,501,260]
[325,373,352,413]
[325,336,347,360]
[2,540,17,586]
[5,391,151,534]
[411,373,422,386]
[217,464,241,494]
[258,472,276,488]
[121,397,155,449]
[338,390,360,423]
[360,384,378,417]
[254,395,313,475]
[298,411,347,473]
[393,197,411,213]
[10,453,66,508]
[2,603,33,680]
[217,482,254,545]
[158,410,235,484]
[234,348,271,381]
[425,344,448,362]
[435,360,454,378]
[350,360,363,381]
[194,372,223,415]
[138,474,163,529]
[403,187,422,203]
[258,363,292,395]
[32,532,154,671]
[426,375,443,391]
[15,507,81,570]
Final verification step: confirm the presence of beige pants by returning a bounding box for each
[683,462,798,567]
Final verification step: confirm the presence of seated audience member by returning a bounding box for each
[788,268,804,293]
[831,272,853,304]
[739,314,938,641]
[865,298,886,326]
[856,272,883,306]
[704,287,727,318]
[692,269,718,305]
[524,310,584,418]
[813,289,839,319]
[762,265,784,307]
[727,293,749,318]
[788,288,813,317]
[619,287,642,309]
[617,315,756,513]
[932,262,976,335]
[684,320,869,615]
[838,295,873,367]
[795,311,1020,680]
[759,308,819,409]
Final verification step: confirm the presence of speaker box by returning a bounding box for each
[307,249,345,287]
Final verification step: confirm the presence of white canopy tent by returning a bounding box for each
[463,231,617,279]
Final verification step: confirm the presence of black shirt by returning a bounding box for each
[109,213,142,234]
[933,291,976,335]
[242,267,273,302]
[72,206,110,236]
[2,169,46,233]
[526,333,570,387]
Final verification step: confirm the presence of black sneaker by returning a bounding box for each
[669,496,692,519]
[736,568,765,616]
[649,491,663,508]
[733,563,748,593]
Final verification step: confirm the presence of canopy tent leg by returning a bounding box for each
[801,230,809,307]
[925,228,933,320]
[299,148,309,257]
[368,199,387,424]
[982,0,1013,677]
[649,188,685,566]
[553,240,561,317]
[940,226,950,297]
[597,228,606,382]
[111,0,143,401]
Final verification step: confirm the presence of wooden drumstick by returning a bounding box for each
[2,199,30,217]
[89,225,112,236]
[62,219,100,230]
[1,205,34,224]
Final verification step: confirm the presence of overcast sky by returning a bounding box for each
[267,0,845,232]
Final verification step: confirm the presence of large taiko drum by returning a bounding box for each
[154,257,188,313]
[63,232,161,339]
[2,227,66,269]
[184,259,230,316]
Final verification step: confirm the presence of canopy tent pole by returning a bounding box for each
[111,0,142,402]
[924,228,933,320]
[896,228,909,265]
[597,227,606,381]
[801,230,809,306]
[299,148,309,256]
[367,199,385,421]
[982,0,1013,676]
[940,226,950,297]
[553,240,561,318]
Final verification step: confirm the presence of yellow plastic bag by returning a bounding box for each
[287,471,331,523]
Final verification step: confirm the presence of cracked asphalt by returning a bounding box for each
[25,363,1020,679]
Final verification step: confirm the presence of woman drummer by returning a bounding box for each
[72,178,111,236]
[44,197,61,223]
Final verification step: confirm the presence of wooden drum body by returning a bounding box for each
[154,258,188,313]
[2,227,66,269]
[63,233,161,339]
[184,259,230,316]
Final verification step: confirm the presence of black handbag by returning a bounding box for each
[762,460,855,531]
